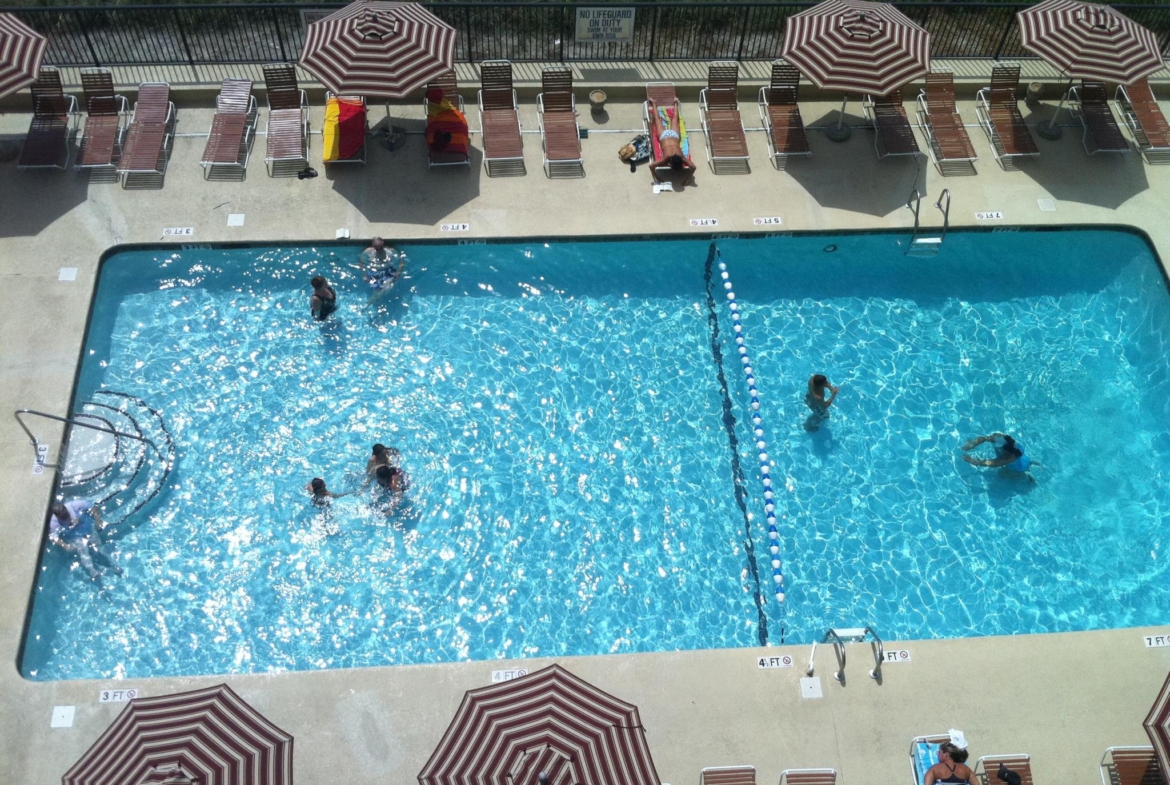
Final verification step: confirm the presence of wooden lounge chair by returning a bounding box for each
[758,60,810,166]
[424,70,470,168]
[974,754,1033,785]
[478,60,525,176]
[1116,78,1170,163]
[117,82,176,186]
[779,769,837,785]
[74,95,128,173]
[30,66,65,106]
[643,82,696,183]
[700,765,756,785]
[1100,747,1165,785]
[700,61,750,173]
[975,64,1039,167]
[200,78,256,178]
[863,89,922,159]
[537,65,583,178]
[1070,81,1130,155]
[262,63,309,176]
[18,94,75,170]
[81,68,117,108]
[323,92,367,166]
[916,71,977,174]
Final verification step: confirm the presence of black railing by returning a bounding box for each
[12,2,1170,69]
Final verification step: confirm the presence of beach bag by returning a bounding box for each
[618,134,651,171]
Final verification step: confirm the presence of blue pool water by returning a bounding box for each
[21,229,1170,681]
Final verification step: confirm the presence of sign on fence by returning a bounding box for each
[575,7,636,42]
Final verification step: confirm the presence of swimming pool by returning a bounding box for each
[20,228,1170,680]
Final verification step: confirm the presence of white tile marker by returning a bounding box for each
[58,267,78,281]
[227,214,245,227]
[51,706,75,728]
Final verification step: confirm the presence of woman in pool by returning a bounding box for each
[306,477,349,507]
[309,276,337,321]
[924,742,974,785]
[647,98,696,183]
[805,373,839,430]
[962,432,1032,473]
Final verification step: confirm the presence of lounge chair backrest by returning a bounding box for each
[135,83,171,124]
[33,94,71,119]
[1129,77,1157,105]
[264,63,302,111]
[81,68,115,105]
[31,67,63,105]
[707,61,739,110]
[87,95,121,117]
[481,61,515,111]
[989,65,1020,106]
[1081,81,1109,106]
[925,71,956,113]
[541,66,574,113]
[217,79,253,114]
[428,69,458,102]
[874,89,905,107]
[769,61,800,105]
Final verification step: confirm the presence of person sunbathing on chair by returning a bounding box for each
[359,237,404,295]
[924,742,973,785]
[647,98,696,183]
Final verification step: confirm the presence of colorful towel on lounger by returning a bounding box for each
[426,93,470,157]
[323,96,366,161]
[651,105,690,161]
[913,742,940,785]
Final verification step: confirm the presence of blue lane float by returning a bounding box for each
[717,249,785,604]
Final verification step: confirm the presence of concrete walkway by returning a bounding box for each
[0,88,1168,785]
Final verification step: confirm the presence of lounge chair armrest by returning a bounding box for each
[1115,84,1131,107]
[700,87,709,111]
[758,85,770,107]
[1066,84,1081,111]
[915,91,929,117]
[477,89,485,113]
[537,92,545,116]
[511,88,519,112]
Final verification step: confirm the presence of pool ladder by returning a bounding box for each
[906,188,950,256]
[806,626,885,682]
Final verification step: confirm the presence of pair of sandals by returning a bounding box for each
[297,167,318,180]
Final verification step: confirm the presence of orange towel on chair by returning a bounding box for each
[324,96,366,162]
[426,93,469,156]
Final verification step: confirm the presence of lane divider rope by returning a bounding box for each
[716,247,785,603]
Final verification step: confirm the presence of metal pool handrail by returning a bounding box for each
[13,408,165,463]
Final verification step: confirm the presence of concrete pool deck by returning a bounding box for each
[0,85,1168,785]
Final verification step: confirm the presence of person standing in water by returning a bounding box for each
[805,373,839,430]
[310,276,337,321]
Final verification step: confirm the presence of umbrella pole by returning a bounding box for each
[1038,78,1072,140]
[826,94,852,142]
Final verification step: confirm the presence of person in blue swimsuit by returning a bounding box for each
[359,238,405,296]
[962,432,1032,473]
[924,742,973,785]
[48,500,123,583]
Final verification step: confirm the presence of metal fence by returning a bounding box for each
[12,2,1170,69]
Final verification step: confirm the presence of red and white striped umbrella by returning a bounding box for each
[781,0,930,95]
[0,13,47,99]
[1146,670,1170,780]
[300,0,455,99]
[418,665,661,785]
[1018,0,1162,85]
[62,684,294,785]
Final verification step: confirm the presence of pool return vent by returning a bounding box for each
[905,188,950,256]
[714,246,786,604]
[806,626,885,682]
[15,390,176,527]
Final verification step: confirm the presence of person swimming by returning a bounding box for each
[310,276,337,321]
[359,237,405,295]
[962,432,1032,473]
[365,443,402,476]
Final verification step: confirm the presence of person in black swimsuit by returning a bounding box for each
[925,742,973,785]
[310,276,337,321]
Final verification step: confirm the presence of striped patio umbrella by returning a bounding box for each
[418,664,661,785]
[1146,670,1170,779]
[781,0,931,96]
[62,684,293,785]
[299,0,456,99]
[0,12,47,99]
[1017,0,1163,85]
